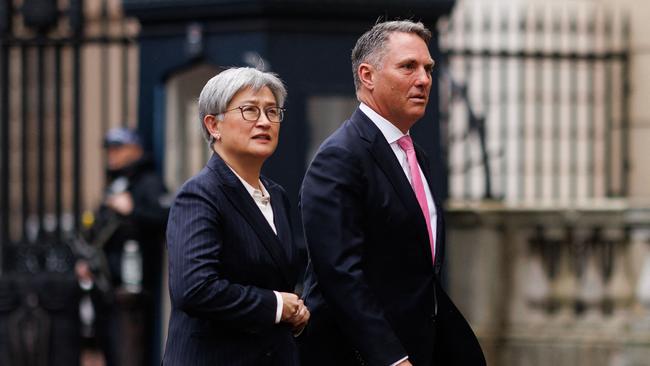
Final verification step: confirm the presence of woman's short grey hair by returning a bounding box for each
[198,67,287,146]
[351,20,432,91]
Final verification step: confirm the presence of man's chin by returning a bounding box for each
[408,109,427,122]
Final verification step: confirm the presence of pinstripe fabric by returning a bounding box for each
[163,153,301,366]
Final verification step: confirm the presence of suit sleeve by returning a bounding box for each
[166,182,277,332]
[301,145,407,365]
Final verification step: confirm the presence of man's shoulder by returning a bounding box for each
[320,115,369,150]
[310,124,362,166]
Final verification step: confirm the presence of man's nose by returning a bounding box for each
[415,67,432,87]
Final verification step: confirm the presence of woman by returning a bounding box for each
[163,67,308,366]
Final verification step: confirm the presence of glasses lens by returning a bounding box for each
[240,105,261,121]
[266,107,283,122]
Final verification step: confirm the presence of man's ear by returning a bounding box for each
[358,63,375,91]
[203,114,219,136]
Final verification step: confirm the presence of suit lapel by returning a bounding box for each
[350,109,434,266]
[207,154,294,288]
[266,182,295,273]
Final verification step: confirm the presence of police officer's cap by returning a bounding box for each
[104,127,142,148]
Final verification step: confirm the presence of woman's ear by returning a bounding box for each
[204,114,220,140]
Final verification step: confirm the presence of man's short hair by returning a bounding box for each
[198,67,287,147]
[351,20,432,91]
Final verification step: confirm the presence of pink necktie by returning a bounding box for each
[397,135,435,263]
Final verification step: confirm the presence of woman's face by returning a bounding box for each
[213,86,281,163]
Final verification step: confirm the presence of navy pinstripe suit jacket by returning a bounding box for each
[163,153,301,366]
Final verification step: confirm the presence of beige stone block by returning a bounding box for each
[629,54,650,124]
[628,126,650,198]
[447,217,508,331]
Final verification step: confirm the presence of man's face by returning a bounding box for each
[106,144,142,171]
[370,32,434,130]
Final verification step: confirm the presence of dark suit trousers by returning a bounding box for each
[298,286,485,366]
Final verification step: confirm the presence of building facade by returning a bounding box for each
[442,1,650,365]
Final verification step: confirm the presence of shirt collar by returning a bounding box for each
[359,103,408,144]
[226,164,270,203]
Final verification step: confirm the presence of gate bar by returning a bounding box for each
[0,26,10,273]
[54,45,62,241]
[73,42,81,232]
[21,45,28,240]
[37,44,45,238]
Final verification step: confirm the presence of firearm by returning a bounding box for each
[68,210,123,299]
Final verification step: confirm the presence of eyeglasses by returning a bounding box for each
[218,105,285,123]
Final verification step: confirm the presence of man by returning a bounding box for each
[82,127,169,366]
[99,127,169,292]
[299,20,486,366]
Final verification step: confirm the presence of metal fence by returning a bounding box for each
[0,0,138,274]
[439,4,630,204]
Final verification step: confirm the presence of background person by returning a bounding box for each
[80,127,169,366]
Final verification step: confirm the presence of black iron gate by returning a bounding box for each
[439,5,630,203]
[0,0,137,270]
[0,1,137,364]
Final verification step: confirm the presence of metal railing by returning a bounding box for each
[439,4,630,204]
[0,0,138,274]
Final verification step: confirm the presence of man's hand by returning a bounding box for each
[105,192,134,215]
[75,259,94,290]
[75,260,93,282]
[396,360,412,366]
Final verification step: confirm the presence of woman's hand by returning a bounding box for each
[289,303,310,334]
[279,292,301,321]
[279,292,310,333]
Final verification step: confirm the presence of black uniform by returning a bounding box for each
[97,155,169,289]
[88,154,169,366]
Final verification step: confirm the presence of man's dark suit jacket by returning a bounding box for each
[163,153,301,366]
[299,108,485,366]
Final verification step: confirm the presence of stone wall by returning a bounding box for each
[447,205,650,366]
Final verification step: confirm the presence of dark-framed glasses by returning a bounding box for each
[219,105,285,123]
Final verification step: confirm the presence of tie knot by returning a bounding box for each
[396,135,414,152]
